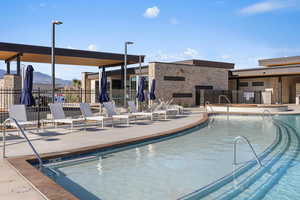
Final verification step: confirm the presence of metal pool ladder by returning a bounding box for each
[218,95,231,114]
[205,101,214,113]
[262,109,273,121]
[233,136,262,168]
[2,117,43,170]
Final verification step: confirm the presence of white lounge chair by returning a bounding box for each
[103,102,135,127]
[80,103,108,128]
[128,101,153,120]
[152,101,179,120]
[48,103,84,131]
[8,104,39,133]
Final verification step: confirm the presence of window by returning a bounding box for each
[164,76,185,81]
[172,93,193,98]
[196,85,213,90]
[239,82,248,87]
[252,82,264,86]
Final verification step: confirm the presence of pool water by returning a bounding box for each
[44,115,280,200]
[261,115,300,200]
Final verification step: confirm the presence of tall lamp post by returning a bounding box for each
[51,20,63,103]
[124,41,134,107]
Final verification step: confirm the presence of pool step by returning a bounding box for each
[179,121,285,200]
[227,120,300,200]
[203,119,299,200]
[203,121,290,200]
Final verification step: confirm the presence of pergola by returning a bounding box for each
[0,42,144,75]
[0,42,144,104]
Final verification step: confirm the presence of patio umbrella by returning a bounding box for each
[20,65,35,106]
[149,79,156,100]
[99,67,109,103]
[136,77,145,102]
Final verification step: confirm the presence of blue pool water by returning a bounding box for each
[42,115,300,200]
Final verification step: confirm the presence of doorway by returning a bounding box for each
[195,85,213,106]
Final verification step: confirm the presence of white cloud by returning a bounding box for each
[143,6,160,18]
[183,48,199,58]
[66,45,73,49]
[170,18,179,25]
[239,0,293,15]
[39,3,46,7]
[220,55,232,60]
[88,44,97,51]
[147,48,201,62]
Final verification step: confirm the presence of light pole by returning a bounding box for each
[51,20,63,103]
[124,41,134,107]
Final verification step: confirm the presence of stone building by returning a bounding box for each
[229,56,300,104]
[82,59,234,106]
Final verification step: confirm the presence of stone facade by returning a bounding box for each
[229,75,300,104]
[148,62,229,106]
[0,75,22,108]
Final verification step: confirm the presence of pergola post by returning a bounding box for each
[16,56,21,75]
[6,62,10,74]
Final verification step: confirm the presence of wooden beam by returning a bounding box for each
[4,52,23,63]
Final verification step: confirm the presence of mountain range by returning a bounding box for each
[0,69,72,86]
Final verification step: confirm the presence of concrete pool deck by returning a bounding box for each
[2,104,300,200]
[0,110,205,200]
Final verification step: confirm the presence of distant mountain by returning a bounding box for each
[0,69,72,86]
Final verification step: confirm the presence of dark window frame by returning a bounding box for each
[252,82,264,86]
[172,93,193,98]
[164,76,185,81]
[239,82,249,87]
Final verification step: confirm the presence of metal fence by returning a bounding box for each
[199,90,263,105]
[0,88,145,126]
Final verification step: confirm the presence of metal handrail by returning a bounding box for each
[205,101,214,113]
[233,136,262,168]
[262,109,273,120]
[2,117,43,170]
[218,95,231,104]
[218,95,231,114]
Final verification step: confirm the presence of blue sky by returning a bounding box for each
[1,0,300,80]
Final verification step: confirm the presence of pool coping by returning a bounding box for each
[6,113,208,200]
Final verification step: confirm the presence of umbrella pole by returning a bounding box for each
[98,67,103,113]
[136,75,139,112]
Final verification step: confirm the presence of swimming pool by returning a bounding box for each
[42,114,300,200]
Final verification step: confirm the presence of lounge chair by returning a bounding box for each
[80,103,108,128]
[151,101,179,120]
[103,102,135,127]
[128,101,153,120]
[48,103,84,131]
[8,104,39,133]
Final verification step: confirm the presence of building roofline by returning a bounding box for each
[149,59,234,69]
[259,55,300,67]
[0,42,145,67]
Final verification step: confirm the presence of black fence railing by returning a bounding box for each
[197,90,263,105]
[0,89,142,125]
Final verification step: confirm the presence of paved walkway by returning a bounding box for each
[0,110,203,200]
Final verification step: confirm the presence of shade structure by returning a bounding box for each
[149,79,156,100]
[20,65,35,106]
[136,77,145,102]
[98,67,109,103]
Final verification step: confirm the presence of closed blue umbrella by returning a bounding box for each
[149,79,156,100]
[21,65,35,106]
[99,67,109,103]
[136,77,145,102]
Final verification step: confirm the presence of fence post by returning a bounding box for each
[80,88,83,103]
[37,88,41,128]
